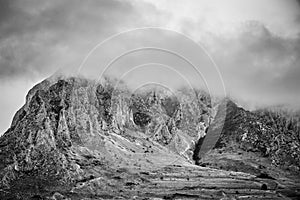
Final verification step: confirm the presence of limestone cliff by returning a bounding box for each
[0,76,299,200]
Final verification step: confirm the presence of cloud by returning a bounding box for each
[0,0,140,80]
[2,0,299,83]
[139,0,300,37]
[137,0,300,107]
[203,22,300,107]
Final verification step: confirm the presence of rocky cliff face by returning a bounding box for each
[203,99,300,171]
[0,76,299,200]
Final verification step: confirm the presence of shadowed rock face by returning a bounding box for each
[0,76,299,200]
[202,99,300,171]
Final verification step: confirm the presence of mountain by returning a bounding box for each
[201,99,300,171]
[0,76,299,200]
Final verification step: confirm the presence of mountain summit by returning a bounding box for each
[0,76,299,199]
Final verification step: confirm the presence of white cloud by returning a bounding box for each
[138,0,300,37]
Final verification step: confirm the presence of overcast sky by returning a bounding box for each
[0,0,300,134]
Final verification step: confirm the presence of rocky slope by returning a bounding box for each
[198,100,300,199]
[200,99,300,171]
[0,76,299,199]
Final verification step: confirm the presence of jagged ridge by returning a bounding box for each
[0,76,299,199]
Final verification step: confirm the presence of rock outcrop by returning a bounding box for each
[200,99,300,171]
[0,76,299,199]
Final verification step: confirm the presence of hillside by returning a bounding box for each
[0,76,299,200]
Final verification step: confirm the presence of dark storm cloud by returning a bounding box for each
[295,0,300,23]
[0,0,138,80]
[0,0,12,23]
[0,0,135,38]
